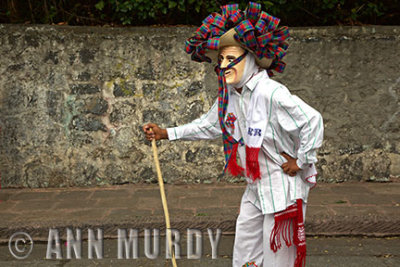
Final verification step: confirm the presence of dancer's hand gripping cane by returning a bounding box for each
[143,124,177,267]
[143,123,168,141]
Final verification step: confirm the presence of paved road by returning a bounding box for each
[0,236,398,266]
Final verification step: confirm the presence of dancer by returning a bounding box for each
[143,2,323,266]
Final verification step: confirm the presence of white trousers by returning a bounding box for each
[232,193,306,267]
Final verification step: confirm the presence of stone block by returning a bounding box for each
[113,82,135,97]
[78,71,91,81]
[388,153,400,176]
[79,48,96,64]
[70,84,100,95]
[85,97,108,115]
[109,101,137,124]
[70,115,107,132]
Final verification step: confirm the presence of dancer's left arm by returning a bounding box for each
[274,87,324,172]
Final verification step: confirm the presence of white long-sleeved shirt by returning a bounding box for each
[167,70,324,214]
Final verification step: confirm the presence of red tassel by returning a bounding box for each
[282,218,292,247]
[294,199,306,267]
[227,143,244,176]
[270,219,283,252]
[245,146,261,181]
[295,251,306,267]
[270,204,297,252]
[270,200,307,267]
[294,225,306,267]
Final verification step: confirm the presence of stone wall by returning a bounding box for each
[0,25,399,188]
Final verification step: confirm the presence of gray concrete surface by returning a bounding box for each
[0,236,398,266]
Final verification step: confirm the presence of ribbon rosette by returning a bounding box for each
[242,261,258,267]
[185,1,289,76]
[226,113,237,130]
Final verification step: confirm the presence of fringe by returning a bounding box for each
[283,218,293,247]
[245,146,261,181]
[270,218,282,252]
[295,248,306,267]
[270,206,296,252]
[270,199,307,267]
[227,143,244,176]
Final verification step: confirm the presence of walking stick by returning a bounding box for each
[150,129,177,267]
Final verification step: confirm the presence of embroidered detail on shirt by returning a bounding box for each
[226,113,237,130]
[247,127,262,136]
[242,262,258,267]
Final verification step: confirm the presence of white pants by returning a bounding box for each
[232,193,306,267]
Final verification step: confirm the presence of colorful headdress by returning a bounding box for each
[185,2,289,76]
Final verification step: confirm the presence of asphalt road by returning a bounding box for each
[0,236,398,266]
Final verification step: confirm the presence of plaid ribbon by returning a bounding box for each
[226,113,237,129]
[246,1,261,25]
[185,1,290,76]
[215,51,248,175]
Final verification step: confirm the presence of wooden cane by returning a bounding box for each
[150,129,177,267]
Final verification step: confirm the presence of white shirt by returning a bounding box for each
[167,70,324,214]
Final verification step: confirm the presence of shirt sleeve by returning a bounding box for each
[273,87,324,169]
[166,99,222,141]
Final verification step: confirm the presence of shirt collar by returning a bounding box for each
[244,70,268,91]
[229,70,268,95]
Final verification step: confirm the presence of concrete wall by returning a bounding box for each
[0,24,399,188]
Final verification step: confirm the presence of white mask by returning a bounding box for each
[232,52,259,89]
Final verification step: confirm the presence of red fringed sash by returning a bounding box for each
[245,146,261,181]
[270,199,306,267]
[227,143,245,176]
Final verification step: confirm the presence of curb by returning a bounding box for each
[1,213,399,243]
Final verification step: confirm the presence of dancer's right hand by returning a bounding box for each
[143,123,168,141]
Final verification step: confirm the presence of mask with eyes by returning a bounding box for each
[219,45,260,90]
